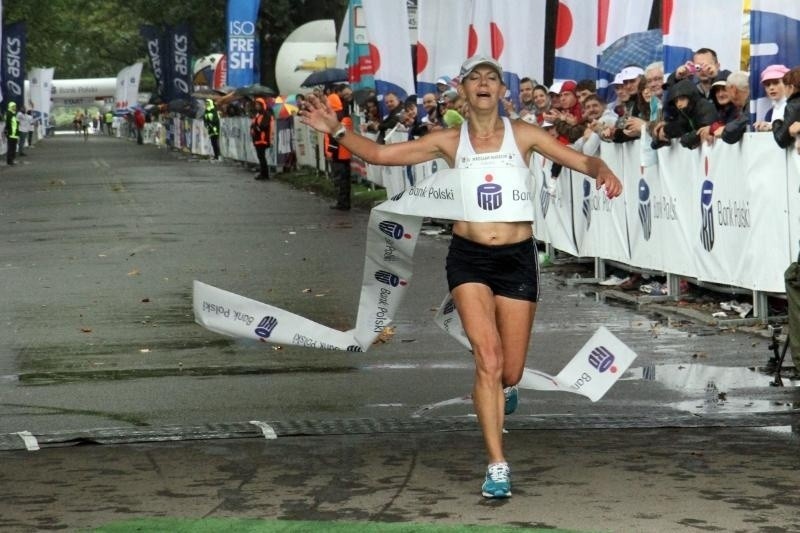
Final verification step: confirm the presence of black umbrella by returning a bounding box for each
[233,83,277,98]
[300,68,348,88]
[167,98,195,116]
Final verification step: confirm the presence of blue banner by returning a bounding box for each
[226,0,261,87]
[140,25,166,101]
[2,22,26,109]
[166,23,192,102]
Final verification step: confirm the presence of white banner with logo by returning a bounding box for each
[692,135,790,291]
[573,143,628,262]
[195,167,536,350]
[624,142,696,276]
[788,150,800,263]
[531,154,578,255]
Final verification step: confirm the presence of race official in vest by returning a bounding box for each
[325,85,354,210]
[250,97,272,180]
[203,99,221,160]
[4,102,20,166]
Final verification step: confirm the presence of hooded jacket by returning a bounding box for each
[662,79,718,149]
[250,97,271,147]
[772,91,800,149]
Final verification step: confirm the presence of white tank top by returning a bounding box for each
[454,116,528,170]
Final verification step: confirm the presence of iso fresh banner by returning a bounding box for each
[692,136,790,292]
[226,0,260,88]
[1,21,25,108]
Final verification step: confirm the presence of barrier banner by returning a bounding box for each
[191,119,211,156]
[573,143,628,262]
[531,153,578,255]
[789,150,800,263]
[195,167,535,350]
[226,0,261,88]
[623,142,695,275]
[1,22,25,108]
[692,135,790,291]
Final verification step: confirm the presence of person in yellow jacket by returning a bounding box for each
[325,85,354,210]
[250,97,272,180]
[4,102,19,166]
[104,110,114,136]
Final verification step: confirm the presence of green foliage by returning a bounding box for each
[3,0,348,84]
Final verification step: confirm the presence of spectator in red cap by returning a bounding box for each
[754,64,790,132]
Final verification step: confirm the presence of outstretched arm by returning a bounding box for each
[517,122,622,198]
[299,94,452,167]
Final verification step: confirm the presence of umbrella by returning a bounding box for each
[166,98,195,116]
[598,29,662,77]
[234,83,276,98]
[300,67,348,88]
[191,88,227,99]
[272,101,299,119]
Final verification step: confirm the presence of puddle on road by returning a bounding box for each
[626,363,799,391]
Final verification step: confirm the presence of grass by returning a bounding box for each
[274,168,388,209]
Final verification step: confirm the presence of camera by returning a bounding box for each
[687,63,703,74]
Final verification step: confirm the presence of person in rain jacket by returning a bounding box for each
[4,102,19,166]
[250,97,272,180]
[203,99,221,160]
[772,67,800,152]
[651,78,718,149]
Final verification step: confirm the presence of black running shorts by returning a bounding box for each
[445,233,540,302]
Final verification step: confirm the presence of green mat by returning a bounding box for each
[90,518,584,532]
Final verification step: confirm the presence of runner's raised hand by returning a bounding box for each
[298,94,341,134]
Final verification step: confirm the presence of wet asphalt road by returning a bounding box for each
[1,134,799,531]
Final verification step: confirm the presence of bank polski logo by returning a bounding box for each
[378,220,411,240]
[390,190,406,201]
[700,179,715,251]
[374,270,407,287]
[443,299,456,314]
[588,346,617,373]
[582,178,592,230]
[477,174,502,210]
[539,166,550,218]
[255,316,278,338]
[346,345,363,352]
[638,178,652,241]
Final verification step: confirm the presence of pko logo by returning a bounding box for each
[477,174,502,210]
[391,190,406,201]
[539,172,550,218]
[582,179,592,230]
[638,178,652,241]
[378,220,410,240]
[442,299,456,314]
[255,316,278,338]
[346,345,363,352]
[374,270,407,287]
[588,346,617,373]
[700,180,715,252]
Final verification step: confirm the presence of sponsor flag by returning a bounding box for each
[28,67,54,137]
[2,21,25,109]
[467,0,546,113]
[749,1,800,122]
[662,1,742,75]
[226,0,261,88]
[140,25,166,100]
[415,0,469,96]
[166,23,192,102]
[553,0,597,83]
[342,0,375,93]
[596,0,653,95]
[361,0,415,104]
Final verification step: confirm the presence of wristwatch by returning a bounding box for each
[333,125,347,140]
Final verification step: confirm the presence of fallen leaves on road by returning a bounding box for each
[128,269,140,276]
[79,327,92,333]
[373,326,396,344]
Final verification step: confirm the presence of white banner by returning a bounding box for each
[416,0,470,92]
[662,0,742,73]
[362,0,415,100]
[28,67,54,139]
[531,153,578,255]
[692,135,790,292]
[195,167,535,350]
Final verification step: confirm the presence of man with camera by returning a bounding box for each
[664,47,731,101]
